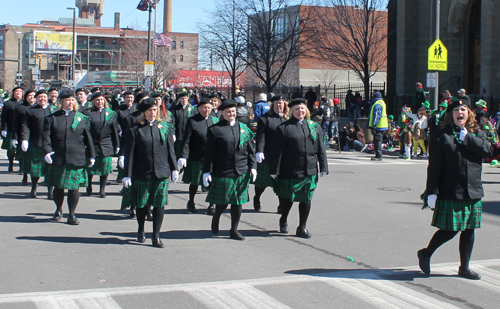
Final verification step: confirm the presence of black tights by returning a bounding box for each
[254,186,266,203]
[279,197,311,229]
[423,229,475,269]
[213,204,243,231]
[53,188,80,216]
[188,184,198,203]
[7,150,14,170]
[88,175,108,194]
[136,206,164,239]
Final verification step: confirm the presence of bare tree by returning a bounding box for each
[313,69,341,96]
[240,0,314,93]
[312,0,388,101]
[198,0,248,98]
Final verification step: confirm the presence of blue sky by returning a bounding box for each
[0,0,215,33]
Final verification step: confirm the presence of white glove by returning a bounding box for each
[459,127,468,141]
[256,152,265,163]
[270,174,277,179]
[203,172,212,187]
[21,140,29,152]
[320,172,327,177]
[171,170,179,183]
[118,156,125,169]
[123,177,132,188]
[12,139,18,148]
[88,158,96,168]
[177,158,187,169]
[251,168,257,182]
[115,148,120,154]
[1,130,7,138]
[44,151,55,164]
[172,135,176,142]
[427,194,437,210]
[119,131,122,137]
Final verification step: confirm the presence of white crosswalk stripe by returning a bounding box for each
[0,259,499,308]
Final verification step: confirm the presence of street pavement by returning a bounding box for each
[1,149,500,308]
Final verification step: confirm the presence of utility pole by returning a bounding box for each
[433,0,440,110]
[67,7,76,88]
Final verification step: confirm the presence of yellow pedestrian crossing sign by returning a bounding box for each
[428,39,448,71]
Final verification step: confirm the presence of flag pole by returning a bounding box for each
[153,2,157,89]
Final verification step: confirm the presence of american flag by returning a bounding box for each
[153,33,173,47]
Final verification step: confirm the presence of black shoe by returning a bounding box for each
[371,157,383,161]
[146,212,153,221]
[86,186,92,196]
[137,232,145,243]
[8,164,13,173]
[279,221,289,233]
[187,201,197,213]
[253,199,261,212]
[99,192,106,198]
[277,206,282,214]
[30,189,37,198]
[296,226,311,239]
[458,267,481,280]
[67,215,80,225]
[51,211,62,222]
[211,216,219,234]
[206,205,215,215]
[129,208,136,219]
[152,238,164,248]
[417,249,431,275]
[230,229,245,240]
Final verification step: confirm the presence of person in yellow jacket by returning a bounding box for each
[367,91,388,161]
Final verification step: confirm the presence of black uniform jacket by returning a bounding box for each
[426,126,492,200]
[123,120,177,180]
[256,112,286,163]
[1,99,21,132]
[181,113,218,161]
[270,117,329,178]
[203,119,256,178]
[117,103,137,133]
[20,104,52,147]
[13,101,32,140]
[43,110,95,167]
[83,107,120,157]
[171,103,196,141]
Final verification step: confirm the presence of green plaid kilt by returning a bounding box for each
[29,147,47,177]
[273,175,318,203]
[1,132,14,151]
[182,160,204,186]
[431,199,482,231]
[206,174,250,205]
[16,148,31,174]
[124,178,169,208]
[44,164,88,190]
[253,163,275,188]
[87,156,113,176]
[117,166,124,180]
[174,140,183,159]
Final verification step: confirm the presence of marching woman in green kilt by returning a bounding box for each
[1,86,24,174]
[13,89,36,186]
[178,98,218,214]
[203,99,257,240]
[122,98,179,248]
[20,89,54,198]
[43,90,96,225]
[418,100,492,280]
[171,92,195,159]
[270,98,328,239]
[253,94,289,212]
[83,92,120,198]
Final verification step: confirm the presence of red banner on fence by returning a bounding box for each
[173,70,245,89]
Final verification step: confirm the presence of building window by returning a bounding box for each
[25,50,29,58]
[180,55,184,62]
[95,39,99,45]
[172,41,176,49]
[89,38,93,44]
[83,39,87,44]
[180,41,184,48]
[25,36,29,43]
[0,50,4,58]
[101,53,105,59]
[172,58,176,63]
[0,35,4,43]
[112,39,116,45]
[101,40,105,45]
[82,53,87,58]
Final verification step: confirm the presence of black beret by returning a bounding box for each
[58,90,75,100]
[134,91,150,103]
[122,91,133,97]
[12,86,23,92]
[177,92,189,99]
[197,98,211,107]
[75,88,86,94]
[35,89,47,97]
[133,87,143,93]
[150,92,162,98]
[209,94,218,99]
[270,94,286,102]
[219,99,237,111]
[23,89,35,100]
[288,98,307,108]
[90,87,100,93]
[446,99,468,113]
[139,97,157,113]
[91,92,105,101]
[48,87,59,93]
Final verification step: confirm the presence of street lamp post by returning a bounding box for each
[67,7,76,88]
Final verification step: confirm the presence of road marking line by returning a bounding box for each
[33,293,121,309]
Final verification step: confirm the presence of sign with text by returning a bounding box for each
[34,31,76,55]
[428,39,448,71]
[426,73,437,88]
[144,61,154,77]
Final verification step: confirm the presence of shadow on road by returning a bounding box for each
[284,268,451,281]
[16,235,134,245]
